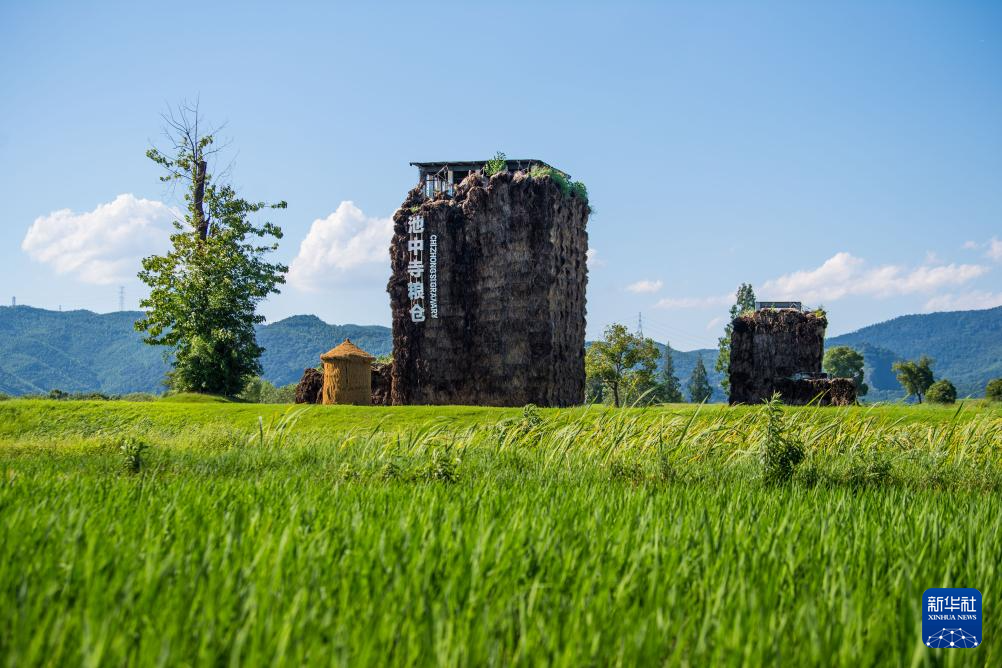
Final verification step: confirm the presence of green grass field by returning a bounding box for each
[1,399,1000,666]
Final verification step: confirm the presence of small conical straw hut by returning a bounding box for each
[320,339,375,405]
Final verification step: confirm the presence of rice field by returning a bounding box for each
[1,399,1000,666]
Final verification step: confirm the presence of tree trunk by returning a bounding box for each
[612,383,620,408]
[194,158,208,240]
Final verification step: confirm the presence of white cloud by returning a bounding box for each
[652,250,990,314]
[21,194,175,285]
[924,291,1002,312]
[961,237,1002,262]
[626,279,663,294]
[988,237,1002,262]
[287,201,394,292]
[586,247,604,268]
[654,294,731,310]
[760,252,987,303]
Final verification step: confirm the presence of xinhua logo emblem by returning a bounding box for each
[923,588,981,649]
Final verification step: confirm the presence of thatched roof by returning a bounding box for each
[321,339,375,363]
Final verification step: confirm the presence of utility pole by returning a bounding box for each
[118,286,125,312]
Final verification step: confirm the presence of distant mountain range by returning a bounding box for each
[0,308,391,396]
[827,307,1002,401]
[1,305,999,400]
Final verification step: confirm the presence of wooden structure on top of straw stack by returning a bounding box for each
[320,339,374,405]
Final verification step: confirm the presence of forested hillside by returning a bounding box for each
[828,306,1002,400]
[0,307,390,395]
[1,305,998,399]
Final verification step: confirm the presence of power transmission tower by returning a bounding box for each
[10,296,15,307]
[118,286,125,312]
[637,312,644,337]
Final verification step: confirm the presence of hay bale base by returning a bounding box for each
[294,368,323,404]
[772,377,857,406]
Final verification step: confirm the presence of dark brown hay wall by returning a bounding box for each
[729,309,853,405]
[294,368,323,404]
[371,362,392,406]
[388,170,589,406]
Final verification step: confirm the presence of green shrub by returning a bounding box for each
[521,403,543,429]
[528,165,570,196]
[45,390,115,401]
[119,393,159,402]
[987,378,1002,402]
[528,165,589,204]
[418,447,460,483]
[119,439,149,474]
[268,384,297,404]
[379,458,405,482]
[845,450,893,488]
[484,151,507,176]
[239,377,295,404]
[0,393,10,401]
[926,379,957,404]
[793,462,822,488]
[609,457,645,485]
[760,394,804,484]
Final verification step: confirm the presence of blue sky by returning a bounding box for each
[2,1,1000,350]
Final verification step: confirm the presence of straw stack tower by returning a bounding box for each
[388,168,589,406]
[320,339,374,405]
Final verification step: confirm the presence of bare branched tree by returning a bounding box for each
[148,99,231,240]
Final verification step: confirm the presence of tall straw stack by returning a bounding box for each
[388,169,589,406]
[320,339,375,405]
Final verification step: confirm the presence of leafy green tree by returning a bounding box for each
[891,356,935,403]
[823,345,869,397]
[716,283,756,394]
[987,378,1002,402]
[239,377,280,403]
[925,379,957,404]
[687,354,713,403]
[585,324,661,407]
[136,103,287,397]
[585,372,605,404]
[241,377,296,403]
[657,343,684,403]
